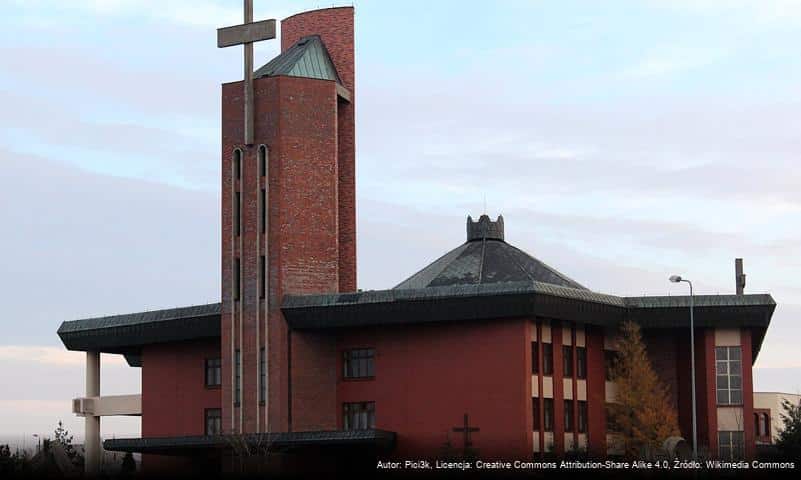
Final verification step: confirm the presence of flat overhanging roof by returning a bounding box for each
[56,281,775,363]
[281,281,775,360]
[57,303,221,364]
[103,430,396,455]
[281,281,775,330]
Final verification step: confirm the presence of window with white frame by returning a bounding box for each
[718,431,744,459]
[716,346,742,405]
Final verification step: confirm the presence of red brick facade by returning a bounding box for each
[220,7,355,436]
[135,6,764,467]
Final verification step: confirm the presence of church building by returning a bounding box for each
[57,7,776,475]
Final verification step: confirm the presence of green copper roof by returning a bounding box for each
[254,35,341,83]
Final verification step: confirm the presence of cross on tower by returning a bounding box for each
[452,413,480,451]
[217,1,277,145]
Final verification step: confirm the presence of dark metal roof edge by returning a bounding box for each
[57,302,221,334]
[104,429,396,452]
[283,281,623,309]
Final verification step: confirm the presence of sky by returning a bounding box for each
[1,0,800,444]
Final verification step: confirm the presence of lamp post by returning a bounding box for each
[670,275,697,459]
[32,434,40,454]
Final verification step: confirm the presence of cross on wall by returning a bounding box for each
[453,413,480,450]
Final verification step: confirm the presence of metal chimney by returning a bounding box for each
[735,258,746,295]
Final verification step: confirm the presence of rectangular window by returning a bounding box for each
[234,191,241,236]
[260,188,266,234]
[205,358,221,387]
[259,347,266,404]
[235,349,241,406]
[604,350,617,381]
[531,341,539,374]
[259,255,266,299]
[543,399,554,432]
[606,403,618,432]
[343,348,375,379]
[564,400,574,431]
[563,346,573,377]
[234,258,240,301]
[543,343,553,376]
[205,408,222,436]
[578,400,588,433]
[716,346,742,405]
[532,398,540,431]
[576,347,587,379]
[718,431,744,460]
[343,402,375,430]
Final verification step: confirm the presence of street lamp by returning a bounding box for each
[670,275,697,460]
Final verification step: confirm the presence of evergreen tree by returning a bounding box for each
[53,420,80,462]
[607,320,680,458]
[776,397,801,460]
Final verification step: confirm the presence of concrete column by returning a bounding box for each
[85,351,100,475]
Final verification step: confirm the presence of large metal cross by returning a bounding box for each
[217,1,276,146]
[452,413,480,451]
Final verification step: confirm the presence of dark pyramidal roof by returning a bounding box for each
[254,35,341,83]
[394,215,587,290]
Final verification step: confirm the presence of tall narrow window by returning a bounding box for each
[563,346,573,377]
[234,258,240,301]
[260,188,266,234]
[259,255,266,299]
[235,349,241,406]
[605,403,618,432]
[604,350,617,381]
[205,408,222,436]
[343,348,375,379]
[258,145,266,177]
[234,149,241,180]
[543,399,554,432]
[576,347,587,379]
[564,400,574,431]
[259,347,266,404]
[531,341,539,374]
[343,402,375,430]
[234,191,241,236]
[532,398,540,431]
[578,401,588,433]
[205,358,222,387]
[716,346,742,405]
[543,343,553,375]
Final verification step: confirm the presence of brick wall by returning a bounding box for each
[221,10,352,431]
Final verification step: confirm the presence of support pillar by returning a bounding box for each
[85,351,100,475]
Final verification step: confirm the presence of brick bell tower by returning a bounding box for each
[220,7,355,435]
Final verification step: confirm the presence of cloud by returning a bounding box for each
[0,347,124,367]
[0,148,219,344]
[621,46,728,79]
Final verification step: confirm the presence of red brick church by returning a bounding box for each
[57,7,776,475]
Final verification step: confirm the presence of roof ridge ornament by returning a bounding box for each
[466,214,504,242]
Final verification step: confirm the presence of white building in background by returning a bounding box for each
[753,392,801,445]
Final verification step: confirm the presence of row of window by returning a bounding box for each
[232,146,268,181]
[205,401,378,436]
[232,147,268,239]
[532,399,588,433]
[206,350,266,405]
[531,342,587,379]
